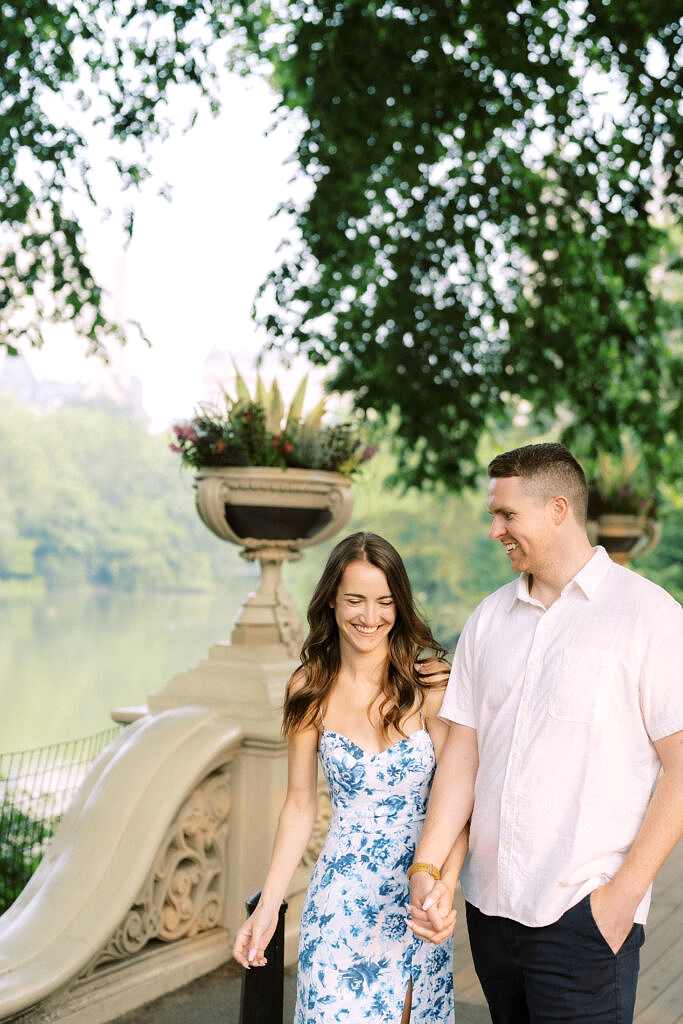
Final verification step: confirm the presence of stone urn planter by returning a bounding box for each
[195,466,354,655]
[585,439,663,567]
[587,514,662,566]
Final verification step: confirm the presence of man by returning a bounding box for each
[408,442,683,1022]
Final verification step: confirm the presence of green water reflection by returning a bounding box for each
[0,580,255,752]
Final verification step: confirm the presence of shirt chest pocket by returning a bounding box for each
[547,649,610,724]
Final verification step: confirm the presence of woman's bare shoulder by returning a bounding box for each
[287,667,308,696]
[419,655,450,712]
[416,656,451,688]
[422,685,443,716]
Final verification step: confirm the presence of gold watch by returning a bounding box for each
[407,861,441,881]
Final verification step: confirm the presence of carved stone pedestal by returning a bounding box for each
[194,465,353,656]
[145,465,353,962]
[145,644,331,964]
[148,642,295,732]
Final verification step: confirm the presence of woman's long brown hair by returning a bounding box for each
[283,531,447,738]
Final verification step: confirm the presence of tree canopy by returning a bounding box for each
[231,0,683,489]
[0,0,231,355]
[2,1,683,491]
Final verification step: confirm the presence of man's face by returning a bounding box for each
[487,476,555,574]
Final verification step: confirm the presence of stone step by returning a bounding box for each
[113,962,492,1023]
[113,962,297,1024]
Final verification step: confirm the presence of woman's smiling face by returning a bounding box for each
[332,559,396,655]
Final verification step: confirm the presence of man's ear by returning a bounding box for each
[550,495,570,525]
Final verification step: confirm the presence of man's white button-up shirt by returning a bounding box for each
[439,545,683,927]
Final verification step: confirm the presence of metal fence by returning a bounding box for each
[0,727,120,914]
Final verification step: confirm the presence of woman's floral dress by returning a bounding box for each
[294,725,455,1023]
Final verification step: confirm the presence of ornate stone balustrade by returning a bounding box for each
[0,709,242,1023]
[88,766,232,968]
[0,464,351,1022]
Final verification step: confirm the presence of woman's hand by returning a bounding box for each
[407,879,457,944]
[233,901,279,968]
[415,658,451,687]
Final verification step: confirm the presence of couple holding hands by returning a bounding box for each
[234,443,683,1024]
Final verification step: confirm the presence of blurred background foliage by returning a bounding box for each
[0,397,234,592]
[1,397,680,648]
[2,1,682,496]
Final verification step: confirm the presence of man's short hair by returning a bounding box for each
[488,443,588,524]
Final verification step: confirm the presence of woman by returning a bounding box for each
[233,532,467,1023]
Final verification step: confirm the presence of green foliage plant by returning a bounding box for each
[5,1,683,500]
[0,791,53,915]
[169,370,376,475]
[635,504,683,604]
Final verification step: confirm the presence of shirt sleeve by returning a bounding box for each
[639,595,683,742]
[438,609,477,729]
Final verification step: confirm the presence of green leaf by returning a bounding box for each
[255,371,268,411]
[267,378,284,433]
[304,397,327,429]
[231,360,252,405]
[285,374,308,430]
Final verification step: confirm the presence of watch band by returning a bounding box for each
[407,861,441,881]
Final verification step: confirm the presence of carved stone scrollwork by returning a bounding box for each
[274,584,305,657]
[81,766,231,978]
[301,776,332,867]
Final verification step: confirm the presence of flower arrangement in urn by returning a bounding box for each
[170,367,376,476]
[587,433,657,520]
[584,431,660,565]
[170,366,365,652]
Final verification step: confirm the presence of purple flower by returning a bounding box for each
[173,423,198,442]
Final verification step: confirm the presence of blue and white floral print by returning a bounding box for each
[295,728,455,1023]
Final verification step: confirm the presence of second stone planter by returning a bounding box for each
[587,514,661,566]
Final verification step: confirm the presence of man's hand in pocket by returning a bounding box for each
[589,882,638,955]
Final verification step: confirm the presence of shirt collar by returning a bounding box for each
[510,574,539,610]
[570,545,612,599]
[509,546,612,610]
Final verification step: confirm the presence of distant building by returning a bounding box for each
[201,348,234,407]
[0,357,145,419]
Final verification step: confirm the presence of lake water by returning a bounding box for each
[0,555,470,756]
[0,579,257,753]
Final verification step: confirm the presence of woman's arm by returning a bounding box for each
[408,823,469,944]
[233,681,320,967]
[407,684,468,944]
[258,724,320,911]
